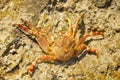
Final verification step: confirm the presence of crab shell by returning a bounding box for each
[51,34,75,61]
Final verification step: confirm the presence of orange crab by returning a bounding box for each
[13,13,103,75]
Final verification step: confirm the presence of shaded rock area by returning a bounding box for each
[0,0,120,80]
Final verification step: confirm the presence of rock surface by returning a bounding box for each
[0,0,120,80]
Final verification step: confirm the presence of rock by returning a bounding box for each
[94,0,112,8]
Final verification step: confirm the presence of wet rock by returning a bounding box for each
[63,0,77,11]
[3,53,22,72]
[0,0,10,9]
[94,0,112,8]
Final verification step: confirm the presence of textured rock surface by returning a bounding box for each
[0,0,120,80]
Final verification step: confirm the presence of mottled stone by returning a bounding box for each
[0,0,120,80]
[94,0,112,8]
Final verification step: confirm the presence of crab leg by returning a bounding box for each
[13,24,30,32]
[21,19,32,29]
[75,31,103,57]
[72,13,84,38]
[66,18,73,36]
[77,31,103,45]
[85,45,99,57]
[27,55,56,75]
[13,19,40,36]
[13,19,50,53]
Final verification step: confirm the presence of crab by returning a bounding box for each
[13,13,103,75]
